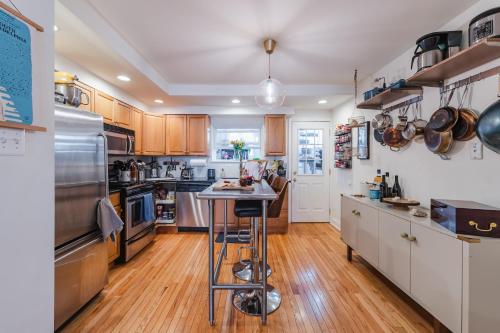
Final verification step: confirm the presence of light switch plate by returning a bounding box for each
[470,142,483,160]
[0,128,25,155]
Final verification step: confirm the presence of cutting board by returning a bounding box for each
[212,181,254,191]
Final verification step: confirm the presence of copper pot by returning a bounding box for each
[383,127,409,151]
[452,108,478,141]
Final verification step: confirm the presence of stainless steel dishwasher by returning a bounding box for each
[176,181,212,230]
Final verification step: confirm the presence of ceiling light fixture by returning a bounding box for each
[255,38,286,109]
[232,98,241,104]
[117,75,131,82]
[53,25,59,32]
[154,99,164,104]
[318,99,327,104]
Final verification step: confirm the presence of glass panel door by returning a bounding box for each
[297,129,323,175]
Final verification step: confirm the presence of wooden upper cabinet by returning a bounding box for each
[74,81,95,113]
[265,115,286,156]
[142,113,165,155]
[94,91,114,123]
[187,115,209,155]
[113,100,132,128]
[165,115,187,155]
[131,108,143,154]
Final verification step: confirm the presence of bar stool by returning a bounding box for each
[232,176,288,282]
[231,177,288,316]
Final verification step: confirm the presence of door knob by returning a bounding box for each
[293,178,297,182]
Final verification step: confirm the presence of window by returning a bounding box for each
[212,128,262,161]
[297,129,323,175]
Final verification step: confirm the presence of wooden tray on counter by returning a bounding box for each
[382,198,420,207]
[212,181,254,191]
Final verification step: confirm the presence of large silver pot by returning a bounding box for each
[55,83,89,107]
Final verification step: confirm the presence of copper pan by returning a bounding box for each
[383,127,409,151]
[424,124,454,158]
[452,108,478,141]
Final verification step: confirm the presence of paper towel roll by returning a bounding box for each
[190,158,208,167]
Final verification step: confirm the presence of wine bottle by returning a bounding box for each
[392,175,402,197]
[385,172,392,197]
[379,175,387,202]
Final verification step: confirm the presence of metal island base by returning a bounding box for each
[197,180,278,325]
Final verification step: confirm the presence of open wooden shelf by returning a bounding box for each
[407,37,500,86]
[357,87,423,110]
[0,121,47,132]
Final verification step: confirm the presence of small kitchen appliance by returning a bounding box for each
[411,31,462,71]
[469,7,500,46]
[104,123,135,156]
[431,199,500,238]
[181,167,193,180]
[207,168,216,180]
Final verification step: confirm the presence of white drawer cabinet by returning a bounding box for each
[356,203,379,267]
[340,195,500,333]
[410,222,463,333]
[340,196,358,250]
[378,211,411,293]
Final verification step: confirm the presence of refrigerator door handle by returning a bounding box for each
[98,133,109,197]
[55,236,102,263]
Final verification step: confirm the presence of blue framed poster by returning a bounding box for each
[0,8,32,124]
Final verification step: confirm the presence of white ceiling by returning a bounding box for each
[56,0,479,109]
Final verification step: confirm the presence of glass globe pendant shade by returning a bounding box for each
[255,77,286,109]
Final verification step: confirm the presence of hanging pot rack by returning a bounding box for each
[440,65,500,94]
[382,95,423,113]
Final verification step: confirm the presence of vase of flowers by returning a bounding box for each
[230,139,246,178]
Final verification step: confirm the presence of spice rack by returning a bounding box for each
[334,124,352,169]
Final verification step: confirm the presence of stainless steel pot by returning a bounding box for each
[55,84,89,107]
[411,49,444,71]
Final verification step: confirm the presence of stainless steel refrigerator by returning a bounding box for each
[54,105,109,330]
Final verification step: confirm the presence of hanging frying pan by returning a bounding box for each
[424,124,454,158]
[452,108,478,141]
[476,100,500,154]
[383,127,409,151]
[428,106,459,132]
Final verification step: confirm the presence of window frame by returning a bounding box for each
[210,126,264,163]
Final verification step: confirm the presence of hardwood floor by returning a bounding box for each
[60,223,432,332]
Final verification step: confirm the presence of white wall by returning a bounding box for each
[0,1,54,332]
[331,0,500,224]
[55,53,149,111]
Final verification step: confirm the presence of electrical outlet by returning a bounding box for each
[470,142,483,160]
[0,128,25,155]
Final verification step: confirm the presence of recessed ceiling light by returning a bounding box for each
[154,99,164,104]
[53,25,59,32]
[117,75,131,82]
[318,99,327,104]
[232,98,241,104]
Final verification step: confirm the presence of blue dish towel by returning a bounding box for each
[143,193,154,222]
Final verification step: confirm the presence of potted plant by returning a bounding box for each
[230,139,246,178]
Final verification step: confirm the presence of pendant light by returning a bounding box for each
[255,39,286,109]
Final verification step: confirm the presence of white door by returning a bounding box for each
[290,121,330,222]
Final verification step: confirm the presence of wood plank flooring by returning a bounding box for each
[60,223,432,332]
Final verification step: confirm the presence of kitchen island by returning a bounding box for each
[197,180,277,325]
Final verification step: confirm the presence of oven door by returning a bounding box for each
[125,192,155,239]
[105,131,128,155]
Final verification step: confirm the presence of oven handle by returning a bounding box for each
[127,135,133,155]
[128,226,154,245]
[98,133,109,197]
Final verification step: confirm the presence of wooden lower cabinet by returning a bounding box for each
[142,113,165,155]
[107,192,122,264]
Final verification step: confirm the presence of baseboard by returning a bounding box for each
[330,217,340,230]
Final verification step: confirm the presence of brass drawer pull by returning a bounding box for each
[468,220,497,232]
[400,233,408,239]
[408,235,417,242]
